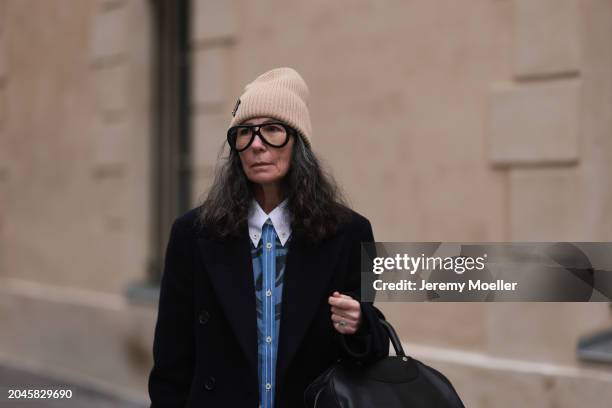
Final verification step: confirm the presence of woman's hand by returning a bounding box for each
[328,291,362,334]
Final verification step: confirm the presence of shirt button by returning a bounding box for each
[266,290,272,297]
[203,376,216,391]
[266,383,272,390]
[266,336,272,343]
[266,242,272,249]
[199,310,210,325]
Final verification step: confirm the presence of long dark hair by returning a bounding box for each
[197,132,352,243]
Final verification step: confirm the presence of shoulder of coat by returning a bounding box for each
[173,205,210,239]
[336,206,371,236]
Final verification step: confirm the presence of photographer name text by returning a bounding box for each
[372,279,518,292]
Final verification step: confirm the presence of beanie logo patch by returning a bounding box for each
[231,98,241,117]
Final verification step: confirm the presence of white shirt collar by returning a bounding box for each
[248,198,292,247]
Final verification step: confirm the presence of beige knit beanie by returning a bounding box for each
[229,67,312,148]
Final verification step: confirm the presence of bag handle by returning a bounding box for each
[379,318,406,357]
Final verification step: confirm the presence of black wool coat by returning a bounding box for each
[148,206,390,408]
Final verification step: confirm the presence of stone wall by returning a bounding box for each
[0,0,610,406]
[0,0,155,402]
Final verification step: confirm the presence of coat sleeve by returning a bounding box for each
[335,216,390,364]
[148,218,196,408]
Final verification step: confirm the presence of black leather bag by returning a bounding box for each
[304,319,465,408]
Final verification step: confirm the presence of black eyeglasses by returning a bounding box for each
[227,121,295,152]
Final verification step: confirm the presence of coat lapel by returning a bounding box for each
[275,233,339,380]
[196,226,341,382]
[196,225,259,376]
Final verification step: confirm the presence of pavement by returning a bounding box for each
[0,365,147,408]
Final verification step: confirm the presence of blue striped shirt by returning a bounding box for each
[251,218,290,408]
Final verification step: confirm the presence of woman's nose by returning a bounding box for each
[250,133,266,151]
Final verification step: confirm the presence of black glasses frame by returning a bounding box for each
[227,121,295,152]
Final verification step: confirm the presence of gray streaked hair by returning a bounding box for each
[197,132,351,243]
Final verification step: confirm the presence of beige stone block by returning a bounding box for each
[90,5,127,60]
[97,0,125,12]
[192,112,228,169]
[486,303,611,365]
[192,0,236,42]
[380,303,487,351]
[0,84,5,127]
[193,47,230,106]
[0,0,6,24]
[95,64,127,114]
[0,30,5,78]
[0,132,8,168]
[0,164,7,183]
[0,28,5,128]
[92,119,130,166]
[509,167,584,241]
[409,354,612,408]
[515,0,581,77]
[488,79,580,165]
[0,289,156,402]
[0,154,7,216]
[192,167,216,207]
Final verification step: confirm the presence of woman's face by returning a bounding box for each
[238,117,294,186]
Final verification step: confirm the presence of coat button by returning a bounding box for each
[204,375,216,390]
[199,310,210,325]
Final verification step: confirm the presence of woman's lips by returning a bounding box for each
[252,163,272,167]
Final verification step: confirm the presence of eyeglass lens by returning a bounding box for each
[232,124,288,151]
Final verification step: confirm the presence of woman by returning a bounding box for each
[148,67,389,408]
